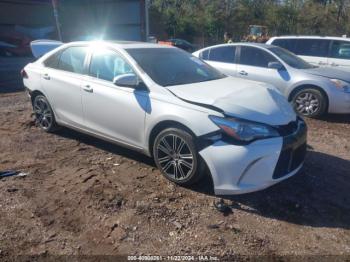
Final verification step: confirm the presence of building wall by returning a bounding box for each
[60,0,145,41]
[0,0,146,41]
[0,1,54,26]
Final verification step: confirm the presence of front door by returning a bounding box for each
[236,46,288,93]
[81,48,149,148]
[203,45,237,76]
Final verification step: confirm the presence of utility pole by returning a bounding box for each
[145,0,150,41]
[52,0,63,41]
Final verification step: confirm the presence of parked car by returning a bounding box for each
[193,43,350,117]
[266,36,350,72]
[23,41,306,195]
[0,31,31,57]
[0,41,16,56]
[167,38,196,52]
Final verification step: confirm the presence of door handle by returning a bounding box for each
[82,84,93,93]
[43,74,50,80]
[318,61,327,65]
[239,70,248,76]
[331,63,339,67]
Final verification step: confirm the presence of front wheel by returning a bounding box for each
[153,128,204,186]
[292,88,327,118]
[32,95,58,132]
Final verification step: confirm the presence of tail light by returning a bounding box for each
[21,69,28,79]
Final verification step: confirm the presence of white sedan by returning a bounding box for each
[22,41,307,195]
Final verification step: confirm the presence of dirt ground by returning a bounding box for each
[0,91,349,260]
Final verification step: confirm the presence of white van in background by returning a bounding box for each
[266,36,350,72]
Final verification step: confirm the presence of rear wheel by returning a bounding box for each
[32,95,58,132]
[153,128,204,186]
[292,88,327,118]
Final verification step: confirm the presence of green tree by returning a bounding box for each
[149,0,350,46]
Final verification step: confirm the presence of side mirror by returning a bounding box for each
[113,73,139,88]
[268,61,283,70]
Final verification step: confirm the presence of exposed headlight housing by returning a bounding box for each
[330,79,350,93]
[209,115,280,143]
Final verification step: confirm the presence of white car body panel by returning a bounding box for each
[41,68,85,128]
[235,63,287,93]
[207,60,237,75]
[328,57,350,71]
[199,137,283,195]
[168,77,296,126]
[23,40,306,195]
[80,75,149,148]
[298,55,328,67]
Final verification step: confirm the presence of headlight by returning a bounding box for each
[330,79,350,93]
[209,115,279,143]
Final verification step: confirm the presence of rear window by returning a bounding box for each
[58,46,88,74]
[43,51,61,69]
[294,39,330,57]
[199,49,209,60]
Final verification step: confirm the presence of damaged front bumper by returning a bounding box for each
[199,119,307,195]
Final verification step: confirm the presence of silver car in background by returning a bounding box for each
[193,43,350,117]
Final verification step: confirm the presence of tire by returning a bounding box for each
[153,128,204,186]
[32,94,59,132]
[292,88,327,118]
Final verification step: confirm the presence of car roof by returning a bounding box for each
[200,42,272,50]
[108,40,173,49]
[240,42,271,48]
[63,40,174,49]
[269,35,350,42]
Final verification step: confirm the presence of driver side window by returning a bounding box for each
[89,49,134,82]
[239,46,277,68]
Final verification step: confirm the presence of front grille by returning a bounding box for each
[273,143,306,179]
[273,118,307,179]
[291,143,307,170]
[276,118,299,136]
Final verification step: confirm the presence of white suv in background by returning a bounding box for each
[267,36,350,72]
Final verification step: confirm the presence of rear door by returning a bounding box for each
[81,47,148,148]
[201,46,237,75]
[328,40,350,71]
[293,38,330,67]
[236,46,287,92]
[41,46,88,128]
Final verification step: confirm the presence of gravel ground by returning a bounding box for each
[0,91,349,261]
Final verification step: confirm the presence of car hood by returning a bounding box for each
[303,67,350,82]
[168,77,296,126]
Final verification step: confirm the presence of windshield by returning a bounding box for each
[250,26,263,36]
[126,48,225,87]
[269,46,315,69]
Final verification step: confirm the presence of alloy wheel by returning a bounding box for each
[156,134,194,181]
[33,96,53,130]
[295,92,320,116]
